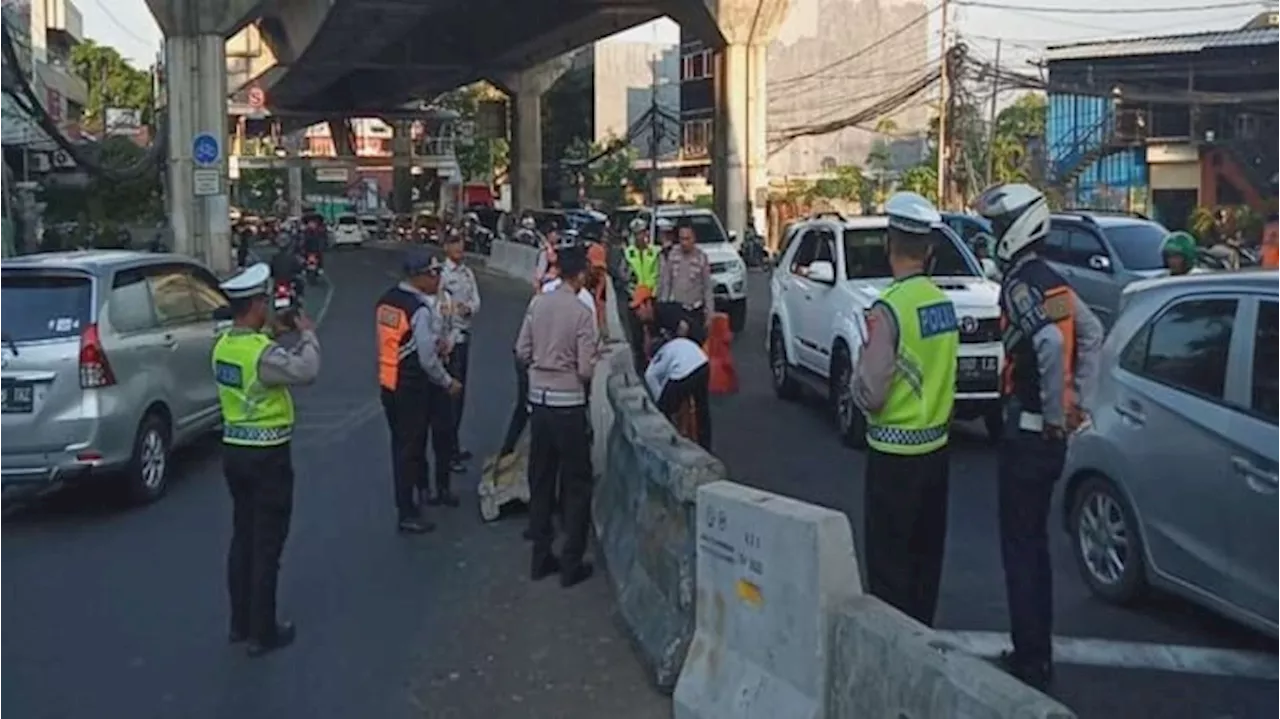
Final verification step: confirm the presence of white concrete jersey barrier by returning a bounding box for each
[674,481,1077,719]
[486,239,539,283]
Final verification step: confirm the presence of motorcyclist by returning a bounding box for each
[269,232,304,300]
[1160,231,1206,276]
[514,215,540,246]
[301,213,327,274]
[973,183,1105,692]
[236,222,253,267]
[463,211,492,252]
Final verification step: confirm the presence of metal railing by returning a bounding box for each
[1050,108,1147,185]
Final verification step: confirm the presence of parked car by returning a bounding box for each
[1043,212,1172,328]
[651,205,749,332]
[358,214,381,241]
[768,214,1004,446]
[1061,270,1277,637]
[332,213,365,248]
[1,251,231,503]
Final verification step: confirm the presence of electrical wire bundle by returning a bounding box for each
[1,21,166,182]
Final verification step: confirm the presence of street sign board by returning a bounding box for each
[193,133,220,166]
[193,168,221,196]
[315,167,350,183]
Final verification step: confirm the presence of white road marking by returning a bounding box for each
[935,630,1278,681]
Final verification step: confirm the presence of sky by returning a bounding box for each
[84,0,1270,76]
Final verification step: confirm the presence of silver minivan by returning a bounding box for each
[2,251,230,503]
[1060,270,1277,637]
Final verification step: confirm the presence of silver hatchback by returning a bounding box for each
[2,251,230,503]
[1060,270,1277,637]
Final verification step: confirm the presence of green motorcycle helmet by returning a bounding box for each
[1161,231,1199,266]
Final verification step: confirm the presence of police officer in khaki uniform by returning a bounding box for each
[515,245,599,587]
[214,263,322,657]
[852,192,958,629]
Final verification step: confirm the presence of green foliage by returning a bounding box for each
[810,165,865,200]
[562,135,638,207]
[70,40,152,134]
[88,137,162,222]
[898,164,938,205]
[437,83,511,182]
[238,168,285,213]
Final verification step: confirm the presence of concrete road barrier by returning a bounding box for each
[673,481,1077,719]
[486,239,539,283]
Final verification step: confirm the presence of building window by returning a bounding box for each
[681,50,714,81]
[683,119,712,159]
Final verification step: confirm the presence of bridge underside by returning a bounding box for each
[260,0,675,113]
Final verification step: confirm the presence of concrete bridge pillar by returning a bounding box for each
[699,0,790,242]
[392,120,413,213]
[496,55,572,215]
[146,0,261,273]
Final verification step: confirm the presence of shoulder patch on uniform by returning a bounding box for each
[215,360,243,388]
[378,305,404,328]
[1042,288,1072,321]
[917,301,958,338]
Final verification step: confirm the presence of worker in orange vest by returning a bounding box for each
[1261,213,1278,269]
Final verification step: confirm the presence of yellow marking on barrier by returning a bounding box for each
[736,579,763,608]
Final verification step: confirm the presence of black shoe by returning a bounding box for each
[229,629,249,644]
[455,449,473,461]
[560,562,595,588]
[398,517,436,534]
[437,491,461,508]
[531,554,561,581]
[995,650,1052,692]
[246,622,297,658]
[450,460,467,474]
[423,493,441,506]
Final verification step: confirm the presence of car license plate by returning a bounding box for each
[957,356,998,379]
[2,382,35,414]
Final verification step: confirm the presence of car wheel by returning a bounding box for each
[831,348,867,449]
[1069,474,1147,604]
[728,300,747,334]
[983,407,1005,444]
[769,319,800,401]
[123,413,171,504]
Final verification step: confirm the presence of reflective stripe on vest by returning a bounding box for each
[866,275,959,456]
[624,245,660,292]
[212,332,295,447]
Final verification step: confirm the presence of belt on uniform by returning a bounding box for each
[528,387,586,408]
[1018,411,1044,433]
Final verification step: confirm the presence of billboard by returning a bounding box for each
[105,108,141,136]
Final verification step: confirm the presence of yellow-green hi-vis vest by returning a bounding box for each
[625,245,661,292]
[866,275,959,455]
[212,332,295,447]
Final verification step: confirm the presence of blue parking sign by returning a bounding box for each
[193,133,220,166]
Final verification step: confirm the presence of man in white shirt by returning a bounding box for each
[644,305,711,450]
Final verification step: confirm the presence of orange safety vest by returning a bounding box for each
[705,312,739,395]
[1262,222,1278,269]
[376,286,427,393]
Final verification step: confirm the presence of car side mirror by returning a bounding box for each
[1088,254,1112,272]
[806,260,836,284]
[981,257,1002,281]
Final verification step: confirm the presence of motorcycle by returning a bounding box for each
[469,226,494,255]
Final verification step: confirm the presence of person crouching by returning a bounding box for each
[645,303,712,450]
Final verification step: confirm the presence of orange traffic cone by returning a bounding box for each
[705,312,738,395]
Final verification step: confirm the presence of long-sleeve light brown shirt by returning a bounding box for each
[515,283,599,405]
[657,246,714,320]
[852,304,897,413]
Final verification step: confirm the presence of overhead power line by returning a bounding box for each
[955,0,1265,13]
[768,2,941,89]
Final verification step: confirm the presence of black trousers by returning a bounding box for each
[656,365,712,451]
[446,340,470,454]
[527,404,593,571]
[224,442,294,643]
[998,429,1066,668]
[499,358,530,456]
[863,445,950,627]
[626,309,648,373]
[381,387,452,519]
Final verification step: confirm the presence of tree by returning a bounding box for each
[70,40,152,134]
[898,164,938,205]
[84,136,163,223]
[437,83,511,183]
[988,94,1047,185]
[810,165,864,201]
[561,135,638,207]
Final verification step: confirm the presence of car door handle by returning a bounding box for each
[1231,456,1279,493]
[1113,401,1145,425]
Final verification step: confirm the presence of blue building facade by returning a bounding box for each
[1046,93,1148,212]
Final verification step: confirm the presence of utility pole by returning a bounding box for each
[647,51,660,208]
[985,38,1002,188]
[935,0,950,209]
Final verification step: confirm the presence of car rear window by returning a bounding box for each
[1,273,93,342]
[1104,223,1168,271]
[842,227,978,279]
[338,216,358,226]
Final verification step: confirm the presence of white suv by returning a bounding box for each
[767,213,1005,447]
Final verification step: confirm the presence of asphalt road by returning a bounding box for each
[2,247,664,719]
[712,270,1276,718]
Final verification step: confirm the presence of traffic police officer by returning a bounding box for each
[214,262,321,657]
[973,183,1104,690]
[377,252,463,528]
[515,244,599,587]
[851,191,958,628]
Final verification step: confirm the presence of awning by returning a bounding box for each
[36,61,88,107]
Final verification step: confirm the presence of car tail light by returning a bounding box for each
[79,324,116,388]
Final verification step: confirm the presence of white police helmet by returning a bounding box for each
[520,216,536,230]
[219,262,271,300]
[628,217,648,233]
[885,191,942,236]
[655,217,675,232]
[971,183,1050,263]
